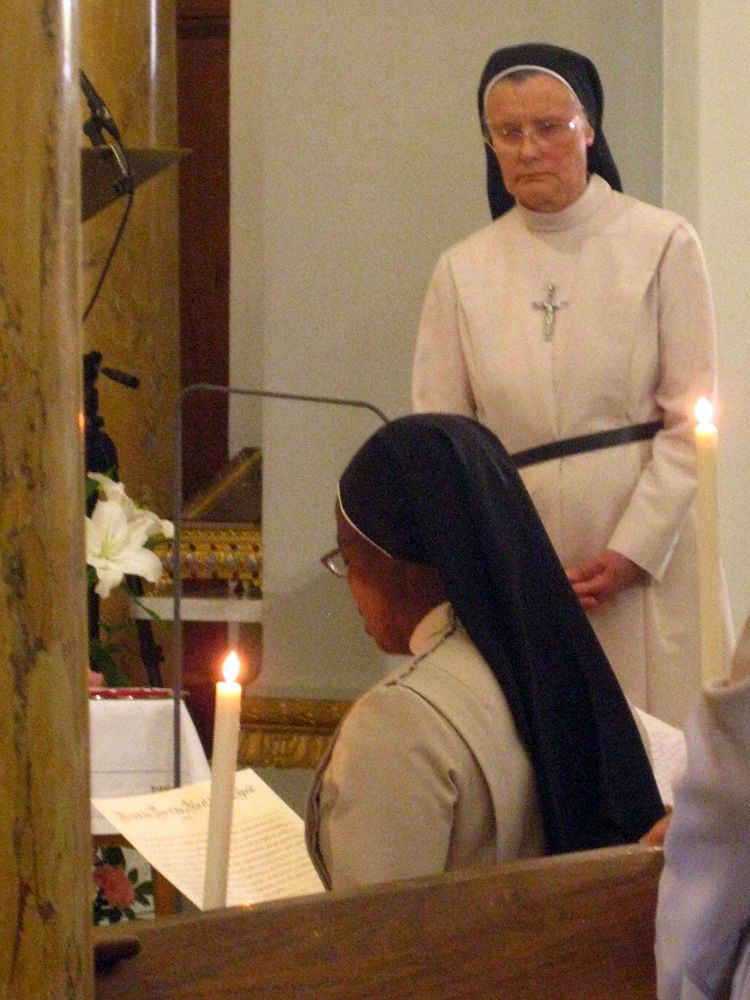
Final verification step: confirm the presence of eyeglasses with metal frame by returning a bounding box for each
[482,117,580,151]
[321,548,347,577]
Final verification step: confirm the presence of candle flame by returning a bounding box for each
[222,650,240,684]
[695,397,715,425]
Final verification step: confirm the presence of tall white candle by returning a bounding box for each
[203,650,242,909]
[694,398,726,688]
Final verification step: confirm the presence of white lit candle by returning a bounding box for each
[203,650,242,909]
[694,398,726,688]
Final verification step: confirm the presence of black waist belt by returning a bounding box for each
[511,420,664,469]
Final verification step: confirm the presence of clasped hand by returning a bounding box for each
[566,549,647,611]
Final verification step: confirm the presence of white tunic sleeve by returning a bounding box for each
[608,222,716,579]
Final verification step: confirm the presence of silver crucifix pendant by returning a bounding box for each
[533,284,568,341]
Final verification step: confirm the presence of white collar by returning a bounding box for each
[409,601,455,658]
[515,171,611,233]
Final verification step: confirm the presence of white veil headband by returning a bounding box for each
[482,65,579,112]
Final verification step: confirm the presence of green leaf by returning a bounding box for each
[89,634,133,687]
[85,476,102,503]
[130,594,163,622]
[134,884,154,905]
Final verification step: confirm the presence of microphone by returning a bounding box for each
[101,366,140,390]
[79,68,122,144]
[83,352,140,390]
[79,68,133,221]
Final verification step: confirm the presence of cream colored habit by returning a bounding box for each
[414,175,729,726]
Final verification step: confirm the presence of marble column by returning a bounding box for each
[0,2,93,998]
[79,0,180,683]
[79,0,180,519]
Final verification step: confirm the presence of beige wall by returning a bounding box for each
[664,0,750,631]
[230,1,663,437]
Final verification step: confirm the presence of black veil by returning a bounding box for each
[478,42,622,219]
[339,413,664,853]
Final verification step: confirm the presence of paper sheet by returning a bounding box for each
[93,768,323,909]
[636,708,687,806]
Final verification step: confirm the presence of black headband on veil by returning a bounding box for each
[338,413,663,854]
[478,42,622,219]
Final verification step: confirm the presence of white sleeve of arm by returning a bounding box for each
[412,253,477,416]
[316,683,470,891]
[608,223,717,580]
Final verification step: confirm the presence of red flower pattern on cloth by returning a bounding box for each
[94,863,135,910]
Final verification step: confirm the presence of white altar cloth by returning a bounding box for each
[90,691,210,835]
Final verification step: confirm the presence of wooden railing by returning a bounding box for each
[94,843,663,999]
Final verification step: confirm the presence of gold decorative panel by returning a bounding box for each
[239,697,350,770]
[153,525,263,592]
[149,447,264,593]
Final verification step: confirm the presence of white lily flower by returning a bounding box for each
[88,473,130,507]
[88,473,174,540]
[86,498,165,599]
[129,507,175,541]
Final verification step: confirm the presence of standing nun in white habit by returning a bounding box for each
[412,42,733,727]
